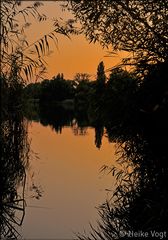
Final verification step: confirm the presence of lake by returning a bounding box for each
[21,120,117,239]
[2,102,168,239]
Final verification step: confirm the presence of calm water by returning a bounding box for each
[22,121,116,239]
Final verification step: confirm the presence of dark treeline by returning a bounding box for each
[24,60,168,129]
[24,60,168,153]
[23,62,139,127]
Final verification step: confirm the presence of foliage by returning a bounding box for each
[84,62,107,123]
[76,93,168,239]
[23,62,139,126]
[70,0,168,65]
[1,0,46,81]
[1,0,78,82]
[74,73,91,83]
[39,74,75,103]
[1,60,25,117]
[74,79,94,112]
[0,110,29,238]
[96,61,106,87]
[137,61,168,113]
[104,67,138,124]
[23,82,42,100]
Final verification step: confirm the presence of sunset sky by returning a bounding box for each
[22,1,128,80]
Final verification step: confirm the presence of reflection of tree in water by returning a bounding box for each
[32,104,91,137]
[0,111,29,239]
[94,124,104,149]
[72,121,88,136]
[27,102,108,145]
[78,107,168,239]
[39,104,75,133]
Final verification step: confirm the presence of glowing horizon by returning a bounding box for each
[21,1,129,81]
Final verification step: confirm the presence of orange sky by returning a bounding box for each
[22,1,129,80]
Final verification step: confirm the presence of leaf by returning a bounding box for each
[35,44,40,57]
[38,41,43,55]
[44,35,49,52]
[48,33,58,47]
[41,39,45,54]
[24,67,28,79]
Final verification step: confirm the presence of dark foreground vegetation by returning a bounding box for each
[1,61,28,238]
[1,0,168,239]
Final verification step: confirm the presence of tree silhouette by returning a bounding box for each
[1,0,77,82]
[70,0,168,64]
[96,61,106,87]
[74,73,91,83]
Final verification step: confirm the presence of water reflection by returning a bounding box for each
[23,121,114,239]
[25,103,105,149]
[0,111,29,239]
[2,101,168,238]
[1,103,113,239]
[78,108,168,239]
[26,103,168,236]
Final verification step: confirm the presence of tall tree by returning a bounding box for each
[96,61,106,86]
